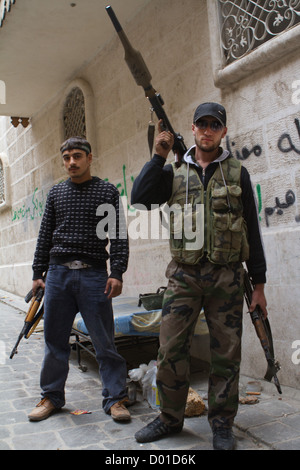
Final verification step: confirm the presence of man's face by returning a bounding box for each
[192,116,227,153]
[62,148,92,183]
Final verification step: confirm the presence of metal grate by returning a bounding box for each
[218,0,300,64]
[63,87,86,139]
[0,0,16,28]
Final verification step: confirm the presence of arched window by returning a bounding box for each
[63,87,86,139]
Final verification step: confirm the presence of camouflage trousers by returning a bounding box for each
[157,258,244,430]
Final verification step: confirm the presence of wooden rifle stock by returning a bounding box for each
[244,271,282,394]
[10,287,44,359]
[106,5,187,164]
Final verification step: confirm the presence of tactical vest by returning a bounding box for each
[167,157,249,265]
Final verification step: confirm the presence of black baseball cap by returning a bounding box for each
[193,102,226,127]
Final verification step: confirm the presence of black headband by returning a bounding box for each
[60,138,91,155]
[61,144,91,154]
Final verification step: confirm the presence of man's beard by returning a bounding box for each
[195,138,220,153]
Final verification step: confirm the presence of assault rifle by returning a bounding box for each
[10,287,44,359]
[106,5,187,165]
[244,271,282,394]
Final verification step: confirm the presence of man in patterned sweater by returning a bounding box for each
[28,136,130,422]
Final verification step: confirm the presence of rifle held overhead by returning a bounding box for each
[106,5,187,163]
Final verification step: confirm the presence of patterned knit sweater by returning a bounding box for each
[32,177,129,281]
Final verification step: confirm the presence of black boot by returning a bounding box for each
[212,427,235,450]
[135,416,183,443]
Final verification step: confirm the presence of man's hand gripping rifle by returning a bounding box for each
[9,287,44,359]
[106,5,187,165]
[244,271,282,394]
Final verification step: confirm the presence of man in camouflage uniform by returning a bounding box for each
[131,103,267,450]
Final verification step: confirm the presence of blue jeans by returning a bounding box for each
[40,265,128,413]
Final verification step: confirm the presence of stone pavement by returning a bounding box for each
[1,289,300,454]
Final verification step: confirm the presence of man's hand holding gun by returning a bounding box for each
[248,282,268,319]
[155,120,175,160]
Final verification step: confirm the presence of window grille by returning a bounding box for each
[218,0,300,65]
[0,0,16,28]
[63,87,86,139]
[0,158,4,204]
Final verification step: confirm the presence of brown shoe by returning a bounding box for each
[28,397,57,421]
[110,399,131,421]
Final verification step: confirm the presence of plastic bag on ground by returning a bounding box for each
[128,360,160,409]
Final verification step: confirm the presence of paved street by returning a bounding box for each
[1,289,300,454]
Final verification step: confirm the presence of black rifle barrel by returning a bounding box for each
[105,5,187,159]
[106,5,153,90]
[106,5,122,32]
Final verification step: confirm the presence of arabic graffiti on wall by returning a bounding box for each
[11,187,46,222]
[226,118,300,161]
[226,117,300,227]
[105,164,135,213]
[278,118,300,155]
